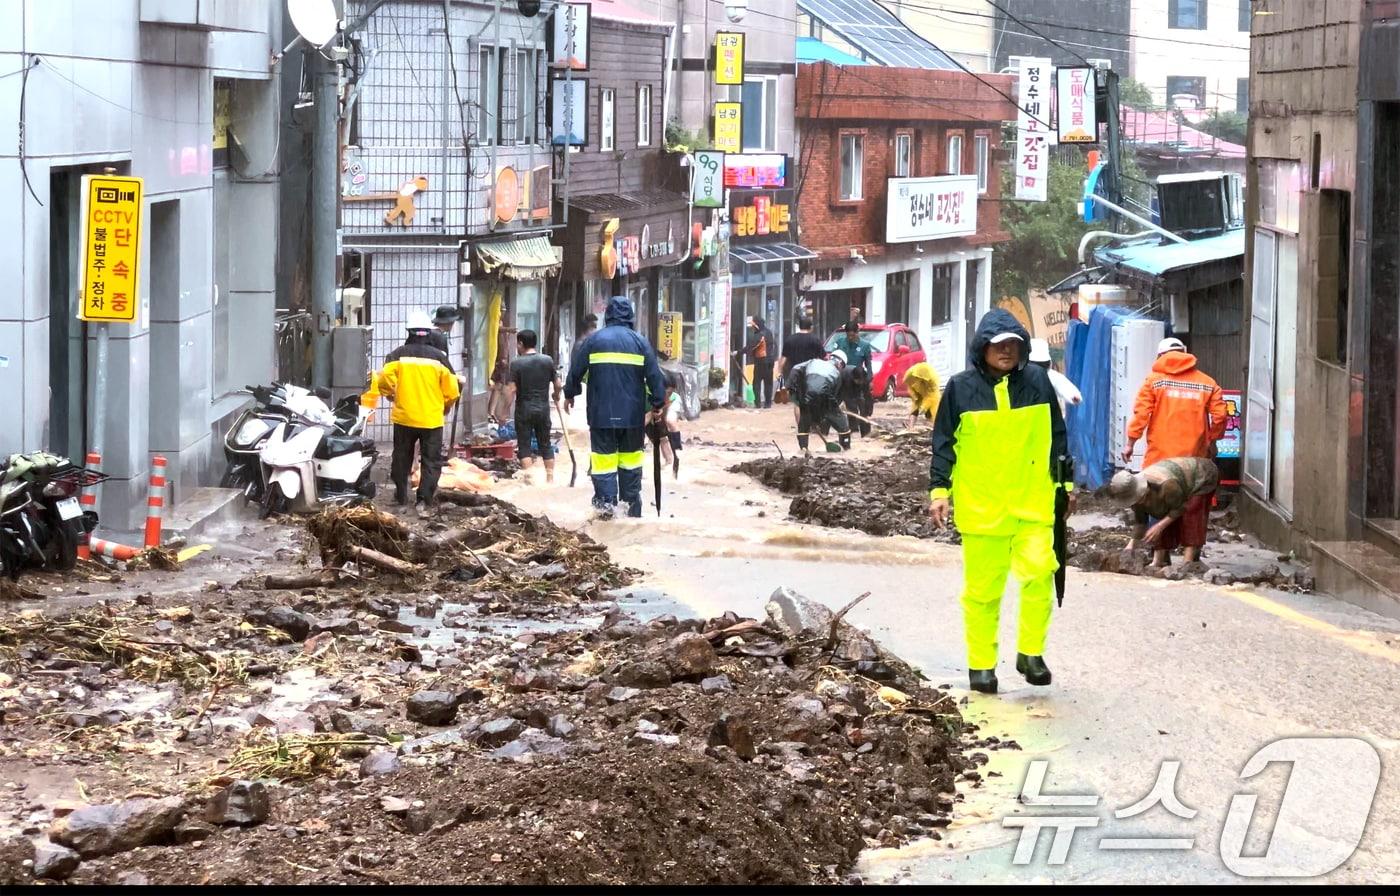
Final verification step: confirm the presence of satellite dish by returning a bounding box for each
[288,0,339,48]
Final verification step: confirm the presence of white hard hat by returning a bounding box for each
[1029,338,1052,363]
[406,309,433,332]
[1156,336,1187,356]
[830,349,848,367]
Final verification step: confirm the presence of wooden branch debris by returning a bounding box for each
[347,545,420,576]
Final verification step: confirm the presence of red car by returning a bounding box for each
[823,323,928,400]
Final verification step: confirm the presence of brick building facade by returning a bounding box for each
[795,63,1015,380]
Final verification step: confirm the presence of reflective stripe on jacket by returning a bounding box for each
[930,309,1070,537]
[379,340,460,429]
[563,296,666,430]
[1126,351,1227,468]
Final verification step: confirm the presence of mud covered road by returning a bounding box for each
[0,494,989,885]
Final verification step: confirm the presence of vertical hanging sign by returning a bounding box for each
[1055,66,1097,143]
[1015,57,1051,202]
[549,2,591,70]
[713,102,743,153]
[78,175,143,323]
[715,32,744,85]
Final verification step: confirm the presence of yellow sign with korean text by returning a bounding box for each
[658,312,683,361]
[715,32,744,85]
[79,175,143,323]
[713,102,743,154]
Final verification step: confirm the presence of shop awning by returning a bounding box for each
[475,236,562,280]
[730,243,817,265]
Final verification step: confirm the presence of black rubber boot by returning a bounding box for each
[1016,653,1052,686]
[968,669,998,693]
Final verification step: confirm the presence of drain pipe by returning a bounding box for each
[1078,229,1155,265]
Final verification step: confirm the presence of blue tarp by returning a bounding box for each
[1066,306,1143,490]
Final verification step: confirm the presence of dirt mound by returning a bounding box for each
[1,497,982,886]
[733,450,958,543]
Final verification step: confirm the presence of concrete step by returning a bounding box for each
[1311,539,1400,620]
[162,487,252,540]
[1364,517,1400,555]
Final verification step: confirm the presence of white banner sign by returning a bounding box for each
[1056,66,1097,143]
[885,175,979,242]
[1015,56,1052,202]
[691,150,725,208]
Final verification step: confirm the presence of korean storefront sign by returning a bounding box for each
[692,150,725,208]
[885,175,979,243]
[1015,56,1052,202]
[78,175,143,323]
[715,32,744,85]
[658,312,683,360]
[728,189,793,242]
[550,2,590,70]
[713,102,743,154]
[1055,66,1097,144]
[723,153,786,189]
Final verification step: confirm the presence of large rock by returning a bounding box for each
[614,660,672,690]
[205,780,271,826]
[707,714,756,760]
[765,587,882,661]
[249,606,311,642]
[662,632,717,679]
[405,691,459,726]
[359,751,402,778]
[765,587,835,640]
[50,797,187,857]
[32,841,81,880]
[476,717,524,747]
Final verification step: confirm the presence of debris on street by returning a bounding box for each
[0,494,988,885]
[733,432,1312,588]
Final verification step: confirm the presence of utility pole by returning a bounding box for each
[311,46,339,389]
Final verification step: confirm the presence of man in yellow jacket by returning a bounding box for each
[929,309,1073,694]
[379,310,460,516]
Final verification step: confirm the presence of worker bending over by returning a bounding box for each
[789,351,852,454]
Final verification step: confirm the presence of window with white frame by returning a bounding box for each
[894,133,912,177]
[839,133,863,200]
[946,134,963,175]
[515,49,537,144]
[736,77,778,151]
[637,84,653,147]
[600,87,615,151]
[974,134,989,193]
[477,47,498,144]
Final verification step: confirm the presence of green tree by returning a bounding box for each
[994,154,1095,300]
[1193,110,1247,146]
[1119,77,1154,110]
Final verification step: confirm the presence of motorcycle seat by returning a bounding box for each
[315,435,375,460]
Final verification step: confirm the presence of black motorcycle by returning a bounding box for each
[0,453,107,579]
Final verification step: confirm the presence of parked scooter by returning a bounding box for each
[257,393,377,518]
[222,383,366,504]
[0,453,108,579]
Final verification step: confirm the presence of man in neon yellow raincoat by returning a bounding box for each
[929,309,1074,694]
[903,361,941,427]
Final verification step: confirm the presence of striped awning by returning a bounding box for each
[476,236,562,280]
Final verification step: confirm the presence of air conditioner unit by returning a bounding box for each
[1087,58,1112,71]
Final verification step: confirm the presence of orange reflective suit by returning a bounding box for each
[1126,351,1228,468]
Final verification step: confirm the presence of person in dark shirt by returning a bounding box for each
[508,329,562,483]
[733,316,776,408]
[429,306,459,356]
[778,316,825,383]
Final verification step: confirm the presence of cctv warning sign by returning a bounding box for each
[79,174,143,323]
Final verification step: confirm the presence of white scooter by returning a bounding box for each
[257,395,378,518]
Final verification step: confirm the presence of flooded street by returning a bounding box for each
[498,404,1400,884]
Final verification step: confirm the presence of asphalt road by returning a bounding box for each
[496,404,1400,884]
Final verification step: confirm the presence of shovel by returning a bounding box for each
[553,399,577,487]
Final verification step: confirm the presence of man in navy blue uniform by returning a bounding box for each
[564,296,667,518]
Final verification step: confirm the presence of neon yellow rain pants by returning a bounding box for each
[960,521,1057,670]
